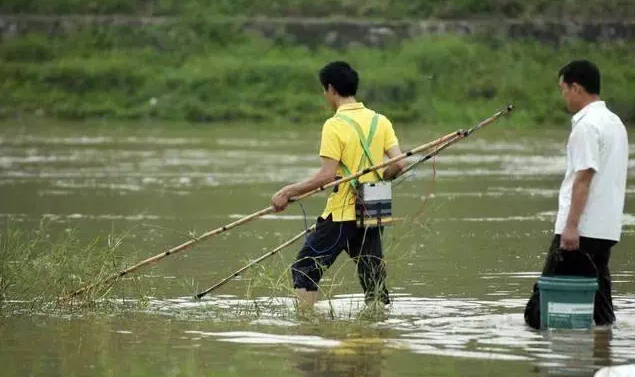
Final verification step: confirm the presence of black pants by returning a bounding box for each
[524,234,617,329]
[291,214,389,305]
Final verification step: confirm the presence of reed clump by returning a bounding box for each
[0,221,149,314]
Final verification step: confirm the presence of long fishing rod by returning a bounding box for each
[193,105,515,300]
[396,104,515,180]
[195,216,407,299]
[194,225,316,299]
[63,125,463,300]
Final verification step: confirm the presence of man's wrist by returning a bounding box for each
[284,185,296,198]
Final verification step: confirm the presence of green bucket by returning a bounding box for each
[538,275,598,330]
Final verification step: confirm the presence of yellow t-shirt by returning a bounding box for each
[319,102,399,222]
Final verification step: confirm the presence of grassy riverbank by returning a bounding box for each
[1,25,634,127]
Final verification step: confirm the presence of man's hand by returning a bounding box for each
[560,225,580,251]
[383,145,406,180]
[272,187,291,212]
[270,157,338,212]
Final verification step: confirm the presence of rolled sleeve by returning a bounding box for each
[569,121,600,172]
[319,119,341,161]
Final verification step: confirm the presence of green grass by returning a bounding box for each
[0,221,149,314]
[2,26,633,127]
[1,0,633,19]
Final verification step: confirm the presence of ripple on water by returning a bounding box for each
[0,135,202,146]
[2,130,635,375]
[130,293,635,371]
[184,331,342,348]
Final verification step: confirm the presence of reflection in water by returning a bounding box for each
[150,294,635,375]
[533,328,613,377]
[294,339,384,377]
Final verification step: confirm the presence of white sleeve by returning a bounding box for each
[569,122,600,172]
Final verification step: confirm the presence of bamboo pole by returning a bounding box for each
[195,225,316,299]
[64,105,513,299]
[195,217,407,299]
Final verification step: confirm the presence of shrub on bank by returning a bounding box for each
[1,30,633,127]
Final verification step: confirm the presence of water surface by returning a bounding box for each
[1,120,634,376]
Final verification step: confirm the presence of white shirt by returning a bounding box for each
[555,101,629,241]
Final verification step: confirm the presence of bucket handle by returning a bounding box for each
[555,248,599,278]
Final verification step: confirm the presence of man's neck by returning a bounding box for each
[576,95,601,112]
[335,96,357,109]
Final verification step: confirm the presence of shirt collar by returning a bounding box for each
[336,102,365,112]
[572,100,605,127]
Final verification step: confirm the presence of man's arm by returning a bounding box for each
[285,157,339,198]
[381,117,404,181]
[560,121,600,250]
[383,145,406,180]
[271,157,338,211]
[561,168,595,250]
[272,119,341,212]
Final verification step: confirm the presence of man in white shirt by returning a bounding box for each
[524,60,629,329]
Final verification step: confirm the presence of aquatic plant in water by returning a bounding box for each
[0,221,149,314]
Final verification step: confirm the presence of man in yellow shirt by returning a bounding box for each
[272,61,405,308]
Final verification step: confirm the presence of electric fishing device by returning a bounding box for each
[354,181,393,228]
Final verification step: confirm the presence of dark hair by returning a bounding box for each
[558,60,601,95]
[318,61,359,97]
